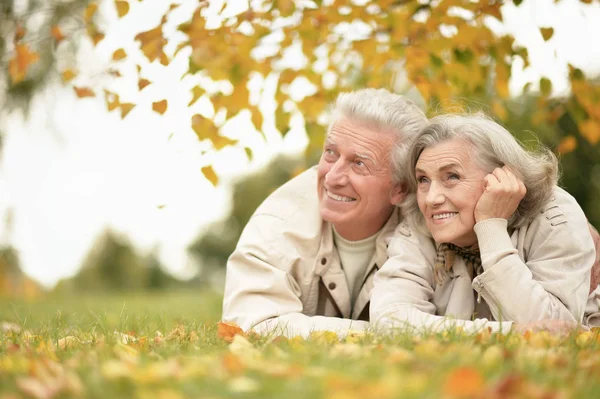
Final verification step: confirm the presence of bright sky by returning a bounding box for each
[0,0,599,288]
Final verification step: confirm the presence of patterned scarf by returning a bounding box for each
[434,243,483,285]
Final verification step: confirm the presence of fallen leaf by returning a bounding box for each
[443,367,485,398]
[217,321,243,342]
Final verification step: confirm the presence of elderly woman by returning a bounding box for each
[371,113,599,334]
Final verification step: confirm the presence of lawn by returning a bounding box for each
[1,289,600,398]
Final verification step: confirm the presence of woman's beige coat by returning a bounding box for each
[222,167,400,338]
[371,187,598,334]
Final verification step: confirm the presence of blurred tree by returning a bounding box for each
[54,229,181,294]
[188,154,309,281]
[0,245,43,299]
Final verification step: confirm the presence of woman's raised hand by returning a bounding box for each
[474,166,526,223]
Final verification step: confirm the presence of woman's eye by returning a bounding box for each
[417,176,429,184]
[448,173,460,180]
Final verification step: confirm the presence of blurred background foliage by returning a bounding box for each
[0,0,599,296]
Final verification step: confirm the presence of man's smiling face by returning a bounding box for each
[317,118,404,240]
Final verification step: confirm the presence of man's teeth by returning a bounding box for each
[327,191,355,202]
[433,212,457,220]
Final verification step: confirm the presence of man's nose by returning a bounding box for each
[425,182,445,206]
[325,161,349,186]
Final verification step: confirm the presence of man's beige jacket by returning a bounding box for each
[222,166,400,338]
[371,187,600,334]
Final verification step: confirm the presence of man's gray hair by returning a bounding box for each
[401,112,559,234]
[328,88,428,186]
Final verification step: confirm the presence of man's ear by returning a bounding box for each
[390,184,406,206]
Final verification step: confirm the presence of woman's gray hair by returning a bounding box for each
[401,113,559,234]
[329,88,428,186]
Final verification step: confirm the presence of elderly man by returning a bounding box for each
[221,88,428,338]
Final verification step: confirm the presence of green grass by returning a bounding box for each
[1,290,600,398]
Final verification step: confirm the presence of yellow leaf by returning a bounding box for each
[556,135,577,154]
[104,90,120,111]
[540,27,554,41]
[115,0,129,18]
[152,99,168,115]
[491,100,508,120]
[443,367,485,398]
[275,106,291,136]
[579,119,600,145]
[135,25,166,62]
[112,48,127,61]
[540,77,552,97]
[73,86,95,98]
[50,25,65,43]
[61,69,77,82]
[84,2,98,22]
[188,85,205,106]
[250,107,263,131]
[120,103,136,118]
[86,23,105,46]
[201,166,219,187]
[8,43,40,84]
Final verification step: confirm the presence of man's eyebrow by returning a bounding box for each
[355,152,375,162]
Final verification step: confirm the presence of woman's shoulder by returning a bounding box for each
[389,220,438,258]
[523,186,588,237]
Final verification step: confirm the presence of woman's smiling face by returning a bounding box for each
[415,138,488,247]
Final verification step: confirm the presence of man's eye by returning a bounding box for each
[324,149,335,156]
[355,160,365,167]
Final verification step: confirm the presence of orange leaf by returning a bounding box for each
[120,103,136,118]
[217,321,243,342]
[73,86,95,98]
[104,90,120,111]
[138,78,151,90]
[115,0,129,18]
[557,135,577,154]
[443,367,485,398]
[152,99,168,115]
[61,69,77,82]
[8,43,40,84]
[51,25,65,43]
[540,27,554,41]
[112,48,127,61]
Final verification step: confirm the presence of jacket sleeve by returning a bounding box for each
[222,214,368,338]
[370,228,513,334]
[473,197,595,324]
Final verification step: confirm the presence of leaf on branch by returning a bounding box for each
[8,44,40,84]
[84,3,98,23]
[73,86,95,98]
[579,120,600,145]
[14,24,26,41]
[120,103,136,118]
[138,78,151,91]
[188,86,205,106]
[104,90,120,111]
[112,48,127,61]
[540,27,554,41]
[275,106,292,137]
[540,77,552,97]
[135,25,167,63]
[244,147,253,161]
[86,23,105,46]
[557,135,577,154]
[51,25,65,43]
[61,69,77,83]
[152,100,168,115]
[115,0,129,18]
[201,166,219,187]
